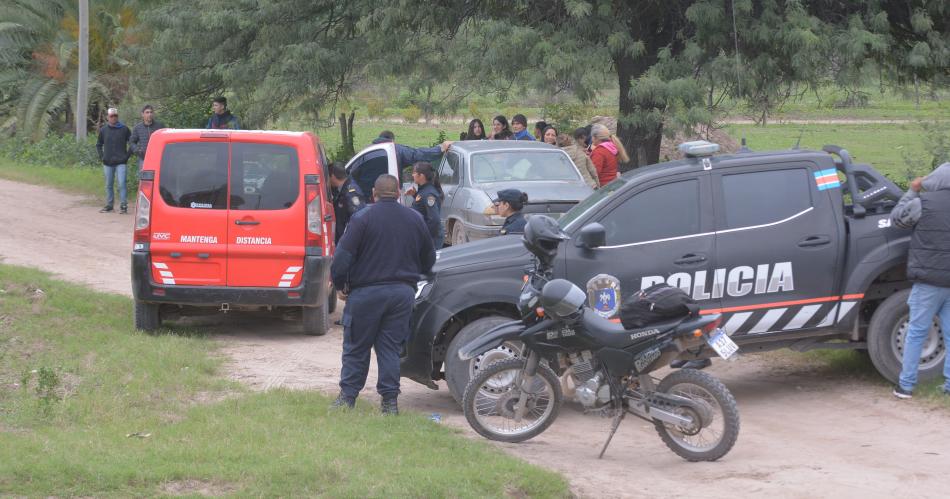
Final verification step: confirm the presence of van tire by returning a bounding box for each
[303,305,329,336]
[134,301,161,332]
[327,286,338,314]
[867,288,944,384]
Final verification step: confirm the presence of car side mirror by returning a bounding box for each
[575,223,606,249]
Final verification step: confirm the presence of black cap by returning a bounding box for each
[494,188,524,204]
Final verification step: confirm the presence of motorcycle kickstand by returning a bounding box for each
[598,408,626,459]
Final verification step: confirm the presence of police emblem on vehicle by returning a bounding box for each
[586,274,621,319]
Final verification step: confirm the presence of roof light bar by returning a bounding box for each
[679,140,720,157]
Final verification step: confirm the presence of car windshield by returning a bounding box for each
[558,177,627,230]
[470,151,580,183]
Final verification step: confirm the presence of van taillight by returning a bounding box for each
[305,184,323,248]
[134,178,153,244]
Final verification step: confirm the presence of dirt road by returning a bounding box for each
[3,177,948,498]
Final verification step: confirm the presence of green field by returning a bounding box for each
[0,264,570,497]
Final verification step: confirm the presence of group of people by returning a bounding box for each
[461,115,629,189]
[95,97,240,213]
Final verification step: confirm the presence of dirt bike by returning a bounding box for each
[458,216,741,461]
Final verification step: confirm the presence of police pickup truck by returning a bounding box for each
[403,142,942,403]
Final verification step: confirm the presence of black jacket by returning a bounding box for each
[333,178,366,244]
[500,212,527,235]
[130,120,165,159]
[411,183,443,243]
[907,189,950,287]
[96,122,132,166]
[331,199,436,291]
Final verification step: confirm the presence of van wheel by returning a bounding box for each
[327,286,338,314]
[867,288,945,384]
[134,300,161,332]
[445,316,522,404]
[302,305,329,336]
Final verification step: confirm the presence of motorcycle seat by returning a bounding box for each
[581,310,683,349]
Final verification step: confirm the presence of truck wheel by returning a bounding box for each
[302,305,329,336]
[134,300,161,332]
[445,315,522,404]
[867,289,945,384]
[327,285,338,314]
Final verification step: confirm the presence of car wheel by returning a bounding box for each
[134,300,161,332]
[451,221,467,247]
[867,288,945,384]
[445,315,522,404]
[302,305,329,336]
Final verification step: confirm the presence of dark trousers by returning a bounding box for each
[339,283,414,399]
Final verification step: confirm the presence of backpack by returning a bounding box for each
[620,283,699,329]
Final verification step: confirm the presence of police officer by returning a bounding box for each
[406,161,445,248]
[493,188,529,235]
[330,174,437,414]
[329,162,366,245]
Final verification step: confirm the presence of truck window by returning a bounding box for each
[159,142,228,209]
[720,169,811,229]
[599,179,700,245]
[230,143,300,210]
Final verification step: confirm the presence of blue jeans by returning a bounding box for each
[103,164,127,207]
[899,282,950,391]
[339,283,414,399]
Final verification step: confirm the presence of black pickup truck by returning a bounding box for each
[401,143,944,402]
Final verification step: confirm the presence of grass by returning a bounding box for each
[0,264,570,497]
[0,158,108,199]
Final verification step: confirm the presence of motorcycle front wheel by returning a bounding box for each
[652,369,740,462]
[462,357,562,443]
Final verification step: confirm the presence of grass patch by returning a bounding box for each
[0,264,570,497]
[0,158,108,199]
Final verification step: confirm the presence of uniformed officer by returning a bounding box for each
[493,188,529,235]
[329,163,366,244]
[405,161,445,248]
[330,174,437,414]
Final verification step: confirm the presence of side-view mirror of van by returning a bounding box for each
[575,223,606,249]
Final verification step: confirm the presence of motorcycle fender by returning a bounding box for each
[457,320,525,361]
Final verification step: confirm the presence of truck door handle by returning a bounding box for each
[235,220,260,225]
[674,253,707,265]
[798,235,831,247]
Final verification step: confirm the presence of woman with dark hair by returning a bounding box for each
[488,115,513,140]
[493,188,529,235]
[541,125,558,145]
[463,119,487,140]
[409,161,445,248]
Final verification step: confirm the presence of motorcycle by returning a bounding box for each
[458,216,741,461]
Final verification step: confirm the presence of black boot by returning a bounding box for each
[99,205,114,213]
[330,393,355,410]
[381,396,398,416]
[119,204,128,214]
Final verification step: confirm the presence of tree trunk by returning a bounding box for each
[75,0,89,141]
[615,56,663,172]
[339,111,356,159]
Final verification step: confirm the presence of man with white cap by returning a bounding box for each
[95,107,132,214]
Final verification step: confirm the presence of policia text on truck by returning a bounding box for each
[403,141,939,404]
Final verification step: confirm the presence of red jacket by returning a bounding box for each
[590,142,619,186]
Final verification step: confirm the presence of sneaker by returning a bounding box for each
[99,206,114,213]
[381,397,398,416]
[330,393,355,410]
[670,358,712,370]
[119,205,128,214]
[892,386,913,399]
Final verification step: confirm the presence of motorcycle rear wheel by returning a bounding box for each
[462,357,562,443]
[652,369,740,462]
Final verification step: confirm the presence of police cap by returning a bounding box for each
[493,188,525,204]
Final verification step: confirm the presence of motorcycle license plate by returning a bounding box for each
[706,328,739,360]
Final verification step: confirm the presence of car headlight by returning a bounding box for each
[415,280,432,300]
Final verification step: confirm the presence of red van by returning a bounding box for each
[130,129,336,335]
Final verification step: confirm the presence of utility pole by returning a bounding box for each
[75,0,89,141]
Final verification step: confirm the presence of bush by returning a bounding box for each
[542,102,589,131]
[366,98,386,119]
[401,105,422,124]
[161,95,211,129]
[0,135,100,168]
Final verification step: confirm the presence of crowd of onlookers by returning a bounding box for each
[459,114,628,189]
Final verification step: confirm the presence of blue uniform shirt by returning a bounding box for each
[333,177,366,244]
[411,183,444,242]
[331,198,436,292]
[500,212,527,235]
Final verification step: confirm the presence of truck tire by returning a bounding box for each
[445,315,521,404]
[134,300,161,332]
[327,285,338,314]
[867,288,945,384]
[302,305,329,336]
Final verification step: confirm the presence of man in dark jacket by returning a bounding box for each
[330,174,436,414]
[890,162,950,399]
[371,130,451,169]
[205,96,240,130]
[129,104,165,165]
[329,162,366,245]
[96,107,132,213]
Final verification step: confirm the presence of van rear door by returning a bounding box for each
[150,141,230,286]
[226,142,306,287]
